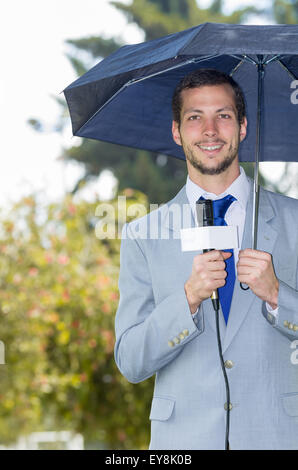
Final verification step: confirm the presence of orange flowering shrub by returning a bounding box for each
[0,190,153,449]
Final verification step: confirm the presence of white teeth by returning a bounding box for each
[199,144,222,150]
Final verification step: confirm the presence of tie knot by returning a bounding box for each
[198,194,236,226]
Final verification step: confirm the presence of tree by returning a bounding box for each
[0,190,155,449]
[111,0,257,41]
[54,0,260,203]
[273,0,298,23]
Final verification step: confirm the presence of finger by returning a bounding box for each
[211,271,228,280]
[212,269,227,280]
[237,265,255,276]
[206,277,226,290]
[239,249,271,261]
[201,250,229,261]
[200,266,227,280]
[214,279,226,289]
[220,251,233,259]
[237,257,262,268]
[208,260,227,271]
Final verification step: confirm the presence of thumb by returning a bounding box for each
[221,251,233,259]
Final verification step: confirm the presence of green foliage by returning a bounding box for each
[65,55,89,79]
[0,191,154,449]
[111,0,258,40]
[273,0,298,23]
[62,140,187,205]
[67,37,125,60]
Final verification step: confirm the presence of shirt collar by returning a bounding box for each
[186,166,250,215]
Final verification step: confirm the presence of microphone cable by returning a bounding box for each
[197,199,231,450]
[213,301,231,451]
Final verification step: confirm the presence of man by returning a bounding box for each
[114,69,298,450]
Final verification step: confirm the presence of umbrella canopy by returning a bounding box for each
[64,23,298,164]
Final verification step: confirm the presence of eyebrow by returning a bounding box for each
[183,105,236,116]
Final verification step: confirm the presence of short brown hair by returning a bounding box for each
[172,68,246,126]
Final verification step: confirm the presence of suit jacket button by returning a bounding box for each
[179,333,185,340]
[289,323,294,330]
[168,340,175,348]
[182,329,189,337]
[224,402,233,411]
[224,360,234,369]
[173,336,180,344]
[284,320,289,327]
[293,325,298,331]
[267,313,273,323]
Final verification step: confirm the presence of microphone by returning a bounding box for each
[196,199,220,312]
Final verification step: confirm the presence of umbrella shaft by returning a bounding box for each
[252,60,264,249]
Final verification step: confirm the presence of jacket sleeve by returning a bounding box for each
[114,223,204,384]
[262,273,298,341]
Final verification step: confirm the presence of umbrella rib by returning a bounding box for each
[75,55,225,136]
[229,59,244,76]
[76,84,130,135]
[229,54,257,65]
[127,58,197,84]
[264,54,281,65]
[127,55,224,85]
[277,58,298,80]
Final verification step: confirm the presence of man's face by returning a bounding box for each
[172,84,247,176]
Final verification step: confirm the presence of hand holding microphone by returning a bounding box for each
[184,199,232,314]
[184,249,231,314]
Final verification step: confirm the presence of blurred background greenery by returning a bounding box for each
[1,0,298,450]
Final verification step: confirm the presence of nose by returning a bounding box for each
[203,118,218,137]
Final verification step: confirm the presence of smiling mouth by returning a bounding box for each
[198,144,223,150]
[196,143,225,152]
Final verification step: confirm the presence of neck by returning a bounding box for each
[187,165,240,195]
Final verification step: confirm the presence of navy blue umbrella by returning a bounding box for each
[64,23,298,247]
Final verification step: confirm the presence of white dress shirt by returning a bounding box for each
[185,166,278,316]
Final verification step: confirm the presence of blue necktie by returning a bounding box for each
[199,195,236,324]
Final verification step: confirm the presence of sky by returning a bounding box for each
[0,0,296,209]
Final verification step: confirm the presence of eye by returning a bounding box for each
[188,115,200,121]
[218,114,231,119]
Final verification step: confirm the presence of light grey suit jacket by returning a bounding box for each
[114,179,298,450]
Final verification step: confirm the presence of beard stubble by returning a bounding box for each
[182,133,240,176]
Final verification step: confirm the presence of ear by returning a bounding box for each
[172,120,182,146]
[239,116,247,142]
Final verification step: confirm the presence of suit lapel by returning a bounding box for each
[222,181,278,353]
[162,185,195,234]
